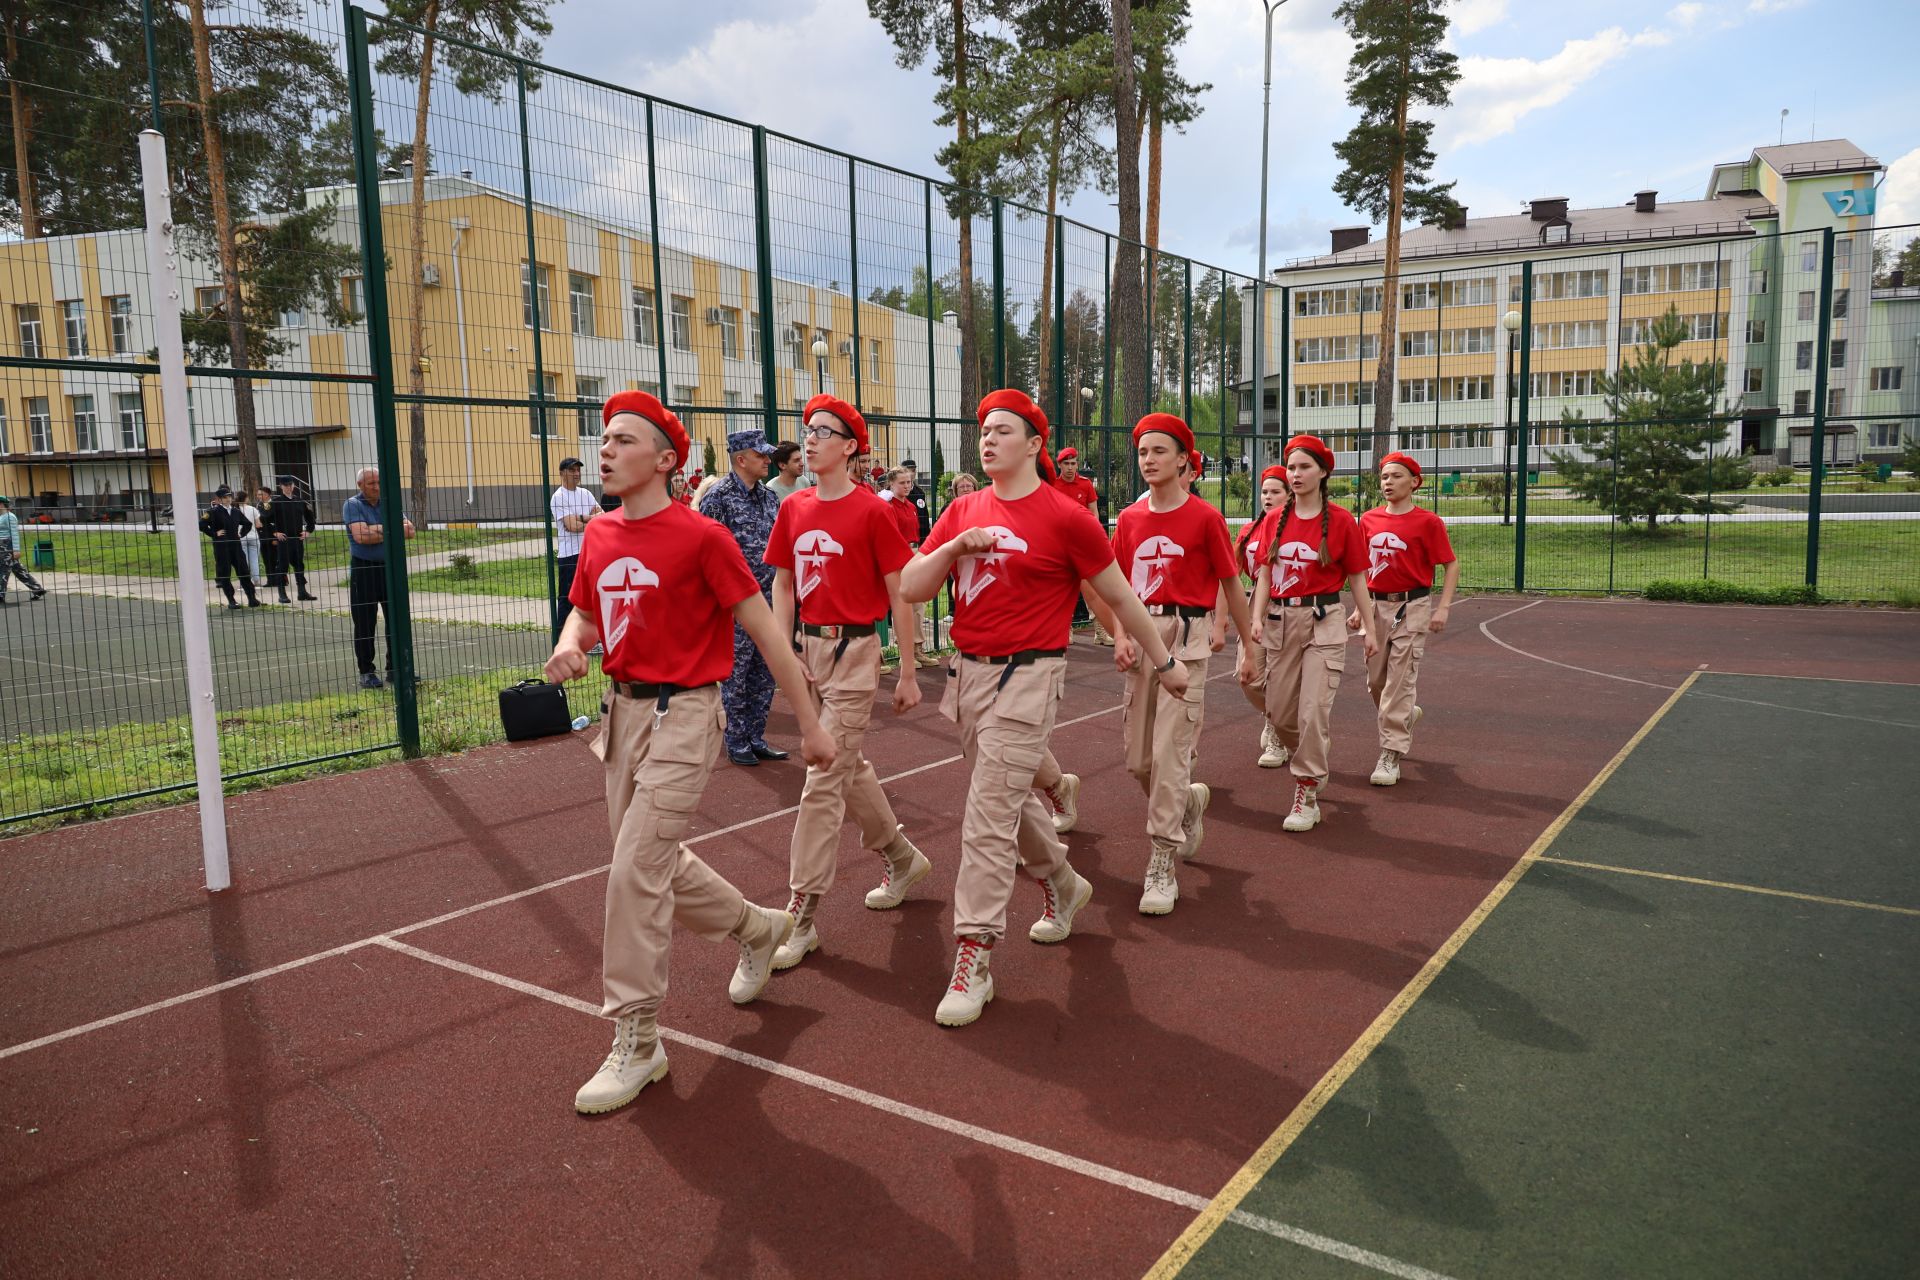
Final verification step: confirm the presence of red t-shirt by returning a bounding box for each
[1359,506,1456,593]
[765,486,913,626]
[1111,495,1238,608]
[568,500,760,686]
[883,493,920,546]
[1253,502,1367,599]
[1053,474,1098,512]
[923,484,1115,655]
[1234,518,1266,580]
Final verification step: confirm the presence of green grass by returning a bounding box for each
[36,526,525,579]
[412,553,558,599]
[0,666,611,833]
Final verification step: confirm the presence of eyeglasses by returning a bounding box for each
[802,425,851,441]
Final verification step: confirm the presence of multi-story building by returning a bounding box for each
[1241,139,1919,472]
[0,172,961,517]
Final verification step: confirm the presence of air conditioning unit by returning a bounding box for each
[704,307,724,325]
[421,261,441,287]
[836,340,853,356]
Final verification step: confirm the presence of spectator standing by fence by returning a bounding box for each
[550,456,599,631]
[267,475,318,603]
[767,440,807,501]
[199,486,260,610]
[0,496,47,605]
[343,466,413,689]
[703,428,787,766]
[238,488,266,585]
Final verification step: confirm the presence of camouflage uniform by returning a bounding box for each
[701,471,781,755]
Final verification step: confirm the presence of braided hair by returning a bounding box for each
[1265,478,1334,570]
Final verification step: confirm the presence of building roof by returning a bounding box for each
[1748,140,1882,177]
[1275,193,1765,274]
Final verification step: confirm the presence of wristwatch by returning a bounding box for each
[1156,652,1177,673]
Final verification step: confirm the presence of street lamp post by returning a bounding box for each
[1501,308,1521,525]
[811,334,829,394]
[1251,0,1292,475]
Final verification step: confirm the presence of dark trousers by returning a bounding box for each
[1,549,43,597]
[349,558,393,675]
[555,554,579,630]
[212,540,256,603]
[268,537,309,591]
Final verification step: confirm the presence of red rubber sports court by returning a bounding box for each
[3,596,1916,1278]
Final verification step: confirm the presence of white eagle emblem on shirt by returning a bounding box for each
[597,557,660,654]
[793,529,845,601]
[1273,540,1318,598]
[954,526,1029,606]
[1130,534,1186,601]
[1367,530,1409,582]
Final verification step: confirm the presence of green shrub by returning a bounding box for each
[450,552,478,580]
[1470,473,1505,509]
[1225,470,1252,506]
[1643,579,1823,606]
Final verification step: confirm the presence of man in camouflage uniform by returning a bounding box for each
[704,428,787,766]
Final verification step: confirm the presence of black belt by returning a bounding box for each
[1269,593,1342,613]
[800,622,878,638]
[1145,604,1211,618]
[961,647,1067,693]
[1372,588,1430,603]
[610,680,716,725]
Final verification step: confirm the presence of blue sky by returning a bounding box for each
[533,0,1920,272]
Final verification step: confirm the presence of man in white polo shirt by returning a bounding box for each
[551,456,600,633]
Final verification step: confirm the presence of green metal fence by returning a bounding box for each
[2,0,1917,827]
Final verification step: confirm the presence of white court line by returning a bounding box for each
[0,667,1229,1060]
[7,652,166,685]
[374,936,1456,1280]
[1476,599,1676,691]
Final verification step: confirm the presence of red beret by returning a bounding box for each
[603,391,690,470]
[977,388,1049,444]
[1190,450,1206,477]
[1056,446,1078,462]
[1260,464,1288,485]
[804,394,869,453]
[1131,413,1195,456]
[1379,451,1423,485]
[1284,433,1336,475]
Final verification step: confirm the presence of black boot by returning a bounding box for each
[278,587,291,604]
[296,575,317,601]
[222,588,240,610]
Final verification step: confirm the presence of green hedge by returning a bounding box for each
[1641,579,1824,606]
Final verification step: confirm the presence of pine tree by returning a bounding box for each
[1108,0,1148,430]
[1330,0,1460,490]
[1548,305,1751,532]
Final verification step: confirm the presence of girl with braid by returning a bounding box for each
[1236,435,1380,832]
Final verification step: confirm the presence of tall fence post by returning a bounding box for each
[848,156,862,412]
[138,127,230,891]
[1514,261,1534,593]
[1806,226,1835,588]
[643,99,671,392]
[1276,284,1290,463]
[1052,212,1067,432]
[752,127,780,439]
[1182,257,1193,430]
[990,196,1006,388]
[513,63,559,648]
[347,4,420,753]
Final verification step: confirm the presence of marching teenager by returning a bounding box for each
[761,397,933,976]
[1227,465,1290,767]
[1109,414,1255,914]
[1236,435,1381,832]
[548,391,837,1116]
[900,389,1190,1028]
[1349,451,1458,786]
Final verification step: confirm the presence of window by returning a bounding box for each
[1528,370,1600,398]
[1441,277,1493,306]
[1746,319,1766,345]
[1621,266,1652,295]
[1398,378,1432,404]
[1359,334,1379,360]
[1829,340,1846,369]
[1793,390,1811,415]
[1295,384,1333,408]
[1401,430,1427,451]
[529,371,558,437]
[1532,320,1605,349]
[569,273,596,337]
[750,312,762,363]
[1440,375,1493,401]
[1870,366,1903,391]
[669,296,692,351]
[1796,291,1815,322]
[725,390,749,431]
[1543,223,1571,245]
[1749,269,1768,295]
[632,288,658,345]
[279,307,304,329]
[194,286,225,315]
[576,376,603,438]
[1828,388,1845,417]
[869,338,882,383]
[27,397,52,452]
[1401,282,1438,310]
[1296,290,1345,317]
[1832,288,1849,319]
[1685,313,1722,341]
[1401,330,1436,357]
[521,262,552,329]
[61,300,88,356]
[718,306,740,359]
[1869,422,1905,448]
[1621,262,1725,295]
[71,395,99,451]
[1800,240,1819,272]
[116,392,143,449]
[786,322,806,369]
[1745,366,1765,393]
[1833,237,1852,267]
[1441,326,1495,354]
[1795,341,1813,371]
[1515,270,1607,301]
[341,275,365,317]
[1356,286,1383,313]
[16,305,43,359]
[107,295,133,354]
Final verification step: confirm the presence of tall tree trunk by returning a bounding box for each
[1144,57,1162,290]
[187,0,260,495]
[1367,67,1410,496]
[1034,122,1061,416]
[406,2,440,525]
[4,21,40,239]
[1109,0,1147,429]
[952,0,980,474]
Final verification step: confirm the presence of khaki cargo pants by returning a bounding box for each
[593,685,749,1019]
[943,655,1070,941]
[789,631,902,896]
[1123,613,1213,851]
[1366,595,1431,754]
[1261,605,1349,784]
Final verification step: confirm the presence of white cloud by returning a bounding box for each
[1667,3,1708,27]
[1747,0,1808,13]
[1443,25,1673,149]
[1877,147,1920,231]
[1450,0,1511,37]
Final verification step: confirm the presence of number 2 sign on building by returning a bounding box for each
[1824,188,1878,218]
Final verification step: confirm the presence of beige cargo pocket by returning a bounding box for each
[938,659,960,722]
[992,664,1056,726]
[642,784,703,843]
[997,741,1046,791]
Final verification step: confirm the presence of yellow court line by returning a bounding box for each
[1535,857,1920,918]
[1142,670,1703,1279]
